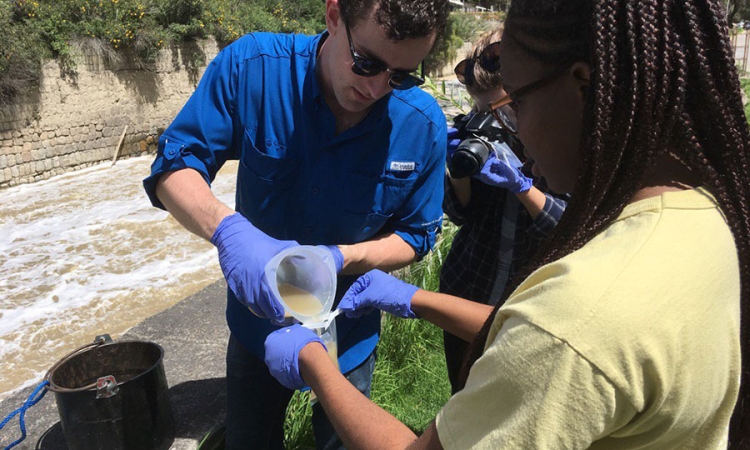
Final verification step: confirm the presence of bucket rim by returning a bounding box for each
[46,339,165,393]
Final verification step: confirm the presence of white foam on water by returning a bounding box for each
[0,156,238,400]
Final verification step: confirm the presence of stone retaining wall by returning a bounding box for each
[0,39,220,188]
[433,41,474,80]
[0,36,481,189]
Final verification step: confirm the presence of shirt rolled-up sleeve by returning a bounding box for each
[143,38,245,209]
[526,193,567,240]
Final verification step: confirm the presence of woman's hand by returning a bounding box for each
[338,269,419,319]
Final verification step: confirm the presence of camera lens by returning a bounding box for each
[449,138,491,178]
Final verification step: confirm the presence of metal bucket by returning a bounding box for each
[46,335,175,450]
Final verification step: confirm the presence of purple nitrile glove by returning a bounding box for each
[446,127,461,162]
[473,142,533,193]
[338,269,419,319]
[211,212,299,322]
[318,245,344,273]
[264,324,326,390]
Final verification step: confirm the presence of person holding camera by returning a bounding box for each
[440,29,568,394]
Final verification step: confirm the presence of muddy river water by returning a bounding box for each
[0,156,238,400]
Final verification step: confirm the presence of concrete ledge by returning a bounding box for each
[0,279,229,450]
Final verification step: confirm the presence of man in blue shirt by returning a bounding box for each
[143,0,449,448]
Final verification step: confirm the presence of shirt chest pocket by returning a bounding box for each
[336,169,420,242]
[238,130,299,209]
[240,131,299,179]
[343,170,420,215]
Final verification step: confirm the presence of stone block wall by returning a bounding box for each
[433,41,474,80]
[0,39,220,188]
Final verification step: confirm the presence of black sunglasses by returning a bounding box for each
[343,17,425,90]
[454,42,501,85]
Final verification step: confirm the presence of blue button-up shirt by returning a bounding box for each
[143,31,446,373]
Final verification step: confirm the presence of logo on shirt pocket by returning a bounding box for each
[389,161,416,172]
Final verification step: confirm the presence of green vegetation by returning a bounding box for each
[1,0,478,106]
[451,10,495,43]
[423,76,474,113]
[741,77,750,120]
[0,0,326,103]
[283,221,457,449]
[728,0,750,24]
[425,10,502,76]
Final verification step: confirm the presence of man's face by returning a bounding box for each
[323,5,436,114]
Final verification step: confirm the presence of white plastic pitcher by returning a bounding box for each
[264,245,338,325]
[264,245,342,396]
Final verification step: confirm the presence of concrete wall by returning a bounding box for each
[433,41,474,80]
[0,36,480,188]
[0,39,220,188]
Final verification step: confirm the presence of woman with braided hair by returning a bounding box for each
[260,0,749,448]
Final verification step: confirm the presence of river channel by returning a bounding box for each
[0,156,238,400]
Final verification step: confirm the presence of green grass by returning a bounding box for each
[741,77,750,120]
[284,390,315,448]
[370,316,451,433]
[283,221,457,449]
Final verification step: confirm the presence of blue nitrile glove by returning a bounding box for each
[446,127,461,162]
[338,269,419,319]
[319,245,344,273]
[264,324,326,390]
[473,142,533,193]
[211,212,299,322]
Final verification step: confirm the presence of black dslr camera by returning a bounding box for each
[447,111,522,179]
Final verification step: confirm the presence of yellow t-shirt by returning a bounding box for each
[436,187,741,449]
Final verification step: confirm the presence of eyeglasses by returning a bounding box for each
[343,17,425,90]
[454,42,501,85]
[488,65,571,134]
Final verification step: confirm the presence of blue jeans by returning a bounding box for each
[225,333,376,450]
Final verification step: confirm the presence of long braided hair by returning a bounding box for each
[459,1,750,447]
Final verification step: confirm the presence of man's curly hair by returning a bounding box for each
[339,0,450,40]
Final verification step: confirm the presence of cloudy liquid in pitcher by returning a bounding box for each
[278,284,324,317]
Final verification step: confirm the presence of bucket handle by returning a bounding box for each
[45,334,113,393]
